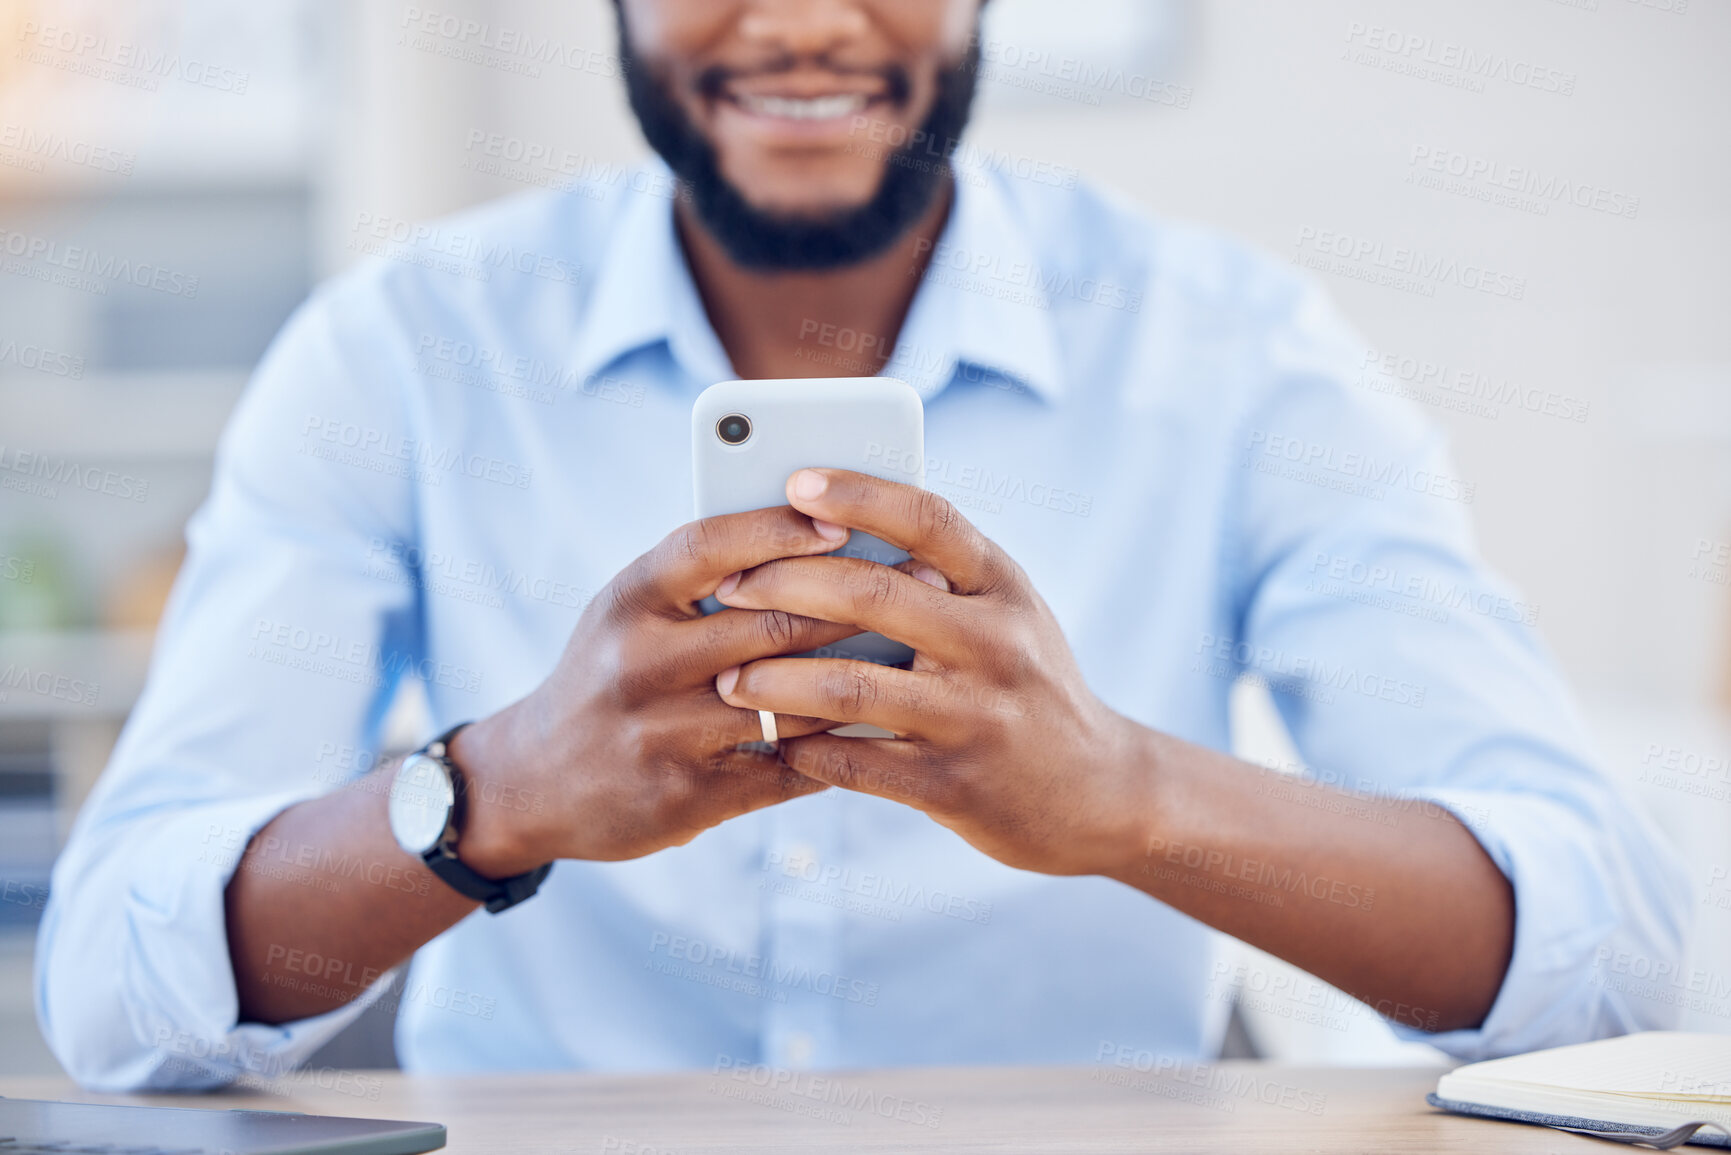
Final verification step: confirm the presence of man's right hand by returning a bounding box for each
[449,507,861,875]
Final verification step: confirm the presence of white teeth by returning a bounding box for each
[737,93,868,121]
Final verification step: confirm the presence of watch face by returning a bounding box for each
[389,752,455,856]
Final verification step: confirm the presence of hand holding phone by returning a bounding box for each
[692,377,925,668]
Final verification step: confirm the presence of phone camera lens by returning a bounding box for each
[717,414,752,445]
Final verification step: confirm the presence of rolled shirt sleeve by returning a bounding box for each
[1228,275,1691,1058]
[1395,786,1688,1059]
[36,270,426,1089]
[39,792,400,1090]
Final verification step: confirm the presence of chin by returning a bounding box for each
[718,160,887,222]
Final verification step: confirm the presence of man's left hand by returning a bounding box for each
[712,468,1154,877]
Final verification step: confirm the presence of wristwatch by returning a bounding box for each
[387,723,553,914]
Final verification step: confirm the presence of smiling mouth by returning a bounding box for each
[729,92,879,121]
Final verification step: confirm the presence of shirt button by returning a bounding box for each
[784,843,819,879]
[787,1031,815,1068]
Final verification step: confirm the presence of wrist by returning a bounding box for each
[1088,715,1169,879]
[446,707,554,879]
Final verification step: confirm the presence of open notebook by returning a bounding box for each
[1430,1033,1731,1148]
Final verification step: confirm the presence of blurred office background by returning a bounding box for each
[0,0,1726,1073]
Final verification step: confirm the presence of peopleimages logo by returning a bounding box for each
[247,617,483,694]
[0,445,150,502]
[398,6,630,80]
[1244,429,1477,505]
[968,36,1193,109]
[1590,947,1731,1014]
[912,237,1144,313]
[1193,632,1428,709]
[710,1055,944,1129]
[299,416,535,490]
[847,116,1080,190]
[0,227,199,298]
[364,536,595,611]
[761,848,994,925]
[0,664,99,708]
[1307,551,1539,627]
[0,123,135,176]
[1292,227,1525,302]
[646,932,880,1007]
[0,336,85,378]
[1342,22,1577,96]
[15,20,251,94]
[413,334,643,408]
[1358,348,1590,424]
[1144,836,1377,911]
[1092,1042,1329,1115]
[1406,145,1640,220]
[348,212,581,286]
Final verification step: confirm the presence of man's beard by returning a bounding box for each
[618,26,981,273]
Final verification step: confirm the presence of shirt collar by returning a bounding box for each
[567,160,1066,405]
[566,164,735,391]
[888,166,1066,405]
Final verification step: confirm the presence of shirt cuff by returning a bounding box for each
[1385,787,1681,1061]
[120,791,399,1090]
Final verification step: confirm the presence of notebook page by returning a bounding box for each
[1454,1033,1731,1101]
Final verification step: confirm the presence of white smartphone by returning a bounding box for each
[692,376,925,668]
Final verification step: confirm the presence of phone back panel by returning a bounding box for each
[693,377,925,667]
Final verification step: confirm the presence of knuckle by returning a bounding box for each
[822,664,878,717]
[670,520,715,570]
[762,511,812,554]
[617,628,663,676]
[615,628,652,671]
[582,628,635,699]
[914,490,963,542]
[602,565,653,621]
[757,608,802,653]
[648,762,701,826]
[861,561,900,610]
[987,639,1039,688]
[818,744,866,792]
[983,553,1029,599]
[613,667,658,710]
[919,746,970,811]
[614,634,674,702]
[612,714,647,755]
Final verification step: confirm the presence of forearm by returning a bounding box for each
[224,509,869,1027]
[1107,728,1515,1033]
[224,764,480,1024]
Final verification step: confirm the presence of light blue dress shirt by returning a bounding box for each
[37,158,1689,1090]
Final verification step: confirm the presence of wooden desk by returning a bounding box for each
[0,1064,1588,1152]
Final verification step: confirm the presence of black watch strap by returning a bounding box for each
[418,723,554,915]
[425,850,554,915]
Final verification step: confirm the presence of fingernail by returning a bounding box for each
[792,469,828,501]
[914,564,951,592]
[812,519,848,542]
[716,572,741,598]
[716,666,739,696]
